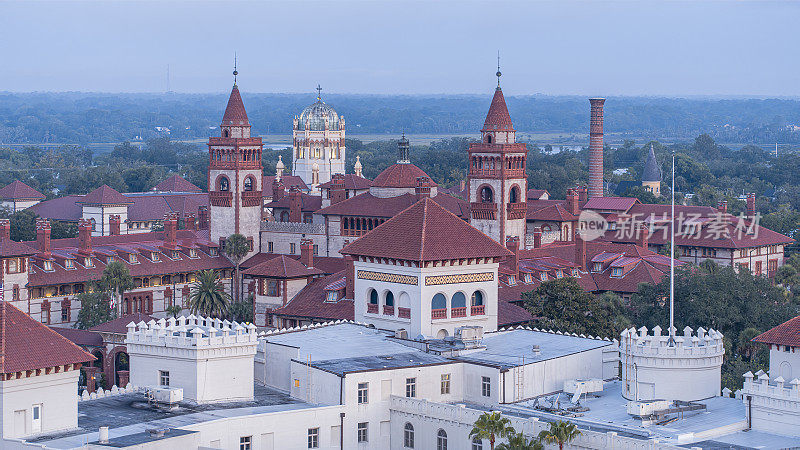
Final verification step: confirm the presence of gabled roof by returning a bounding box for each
[527,189,549,200]
[243,254,323,278]
[221,85,250,126]
[89,313,155,334]
[526,202,577,222]
[264,193,322,212]
[153,175,202,193]
[753,316,800,347]
[0,302,94,373]
[341,197,513,262]
[79,185,133,205]
[0,180,45,201]
[372,163,435,188]
[263,175,309,194]
[0,238,38,257]
[272,271,354,321]
[317,191,469,220]
[483,87,514,131]
[582,196,638,212]
[317,174,373,190]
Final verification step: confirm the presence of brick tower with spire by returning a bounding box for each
[208,69,262,259]
[467,67,527,246]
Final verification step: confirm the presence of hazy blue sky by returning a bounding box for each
[1,0,798,96]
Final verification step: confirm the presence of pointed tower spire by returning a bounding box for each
[233,53,238,85]
[496,50,502,88]
[221,85,250,127]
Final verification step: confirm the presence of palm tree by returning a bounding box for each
[99,261,134,316]
[537,421,581,450]
[470,411,514,450]
[165,304,182,318]
[225,233,250,303]
[738,327,761,361]
[189,270,230,318]
[496,431,543,450]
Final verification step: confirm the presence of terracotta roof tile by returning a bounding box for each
[51,327,104,347]
[153,175,202,193]
[372,163,436,188]
[582,196,639,212]
[263,175,309,194]
[483,87,514,131]
[221,85,250,126]
[0,302,94,373]
[753,316,800,347]
[0,180,45,200]
[317,174,373,190]
[89,313,155,334]
[79,185,133,205]
[341,197,513,262]
[498,301,533,327]
[272,271,354,321]
[264,193,322,212]
[317,192,468,220]
[243,255,323,278]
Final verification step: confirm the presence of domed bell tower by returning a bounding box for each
[208,67,262,259]
[468,66,527,246]
[292,85,346,192]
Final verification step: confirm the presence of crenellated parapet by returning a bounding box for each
[620,325,724,363]
[126,315,258,350]
[738,370,800,437]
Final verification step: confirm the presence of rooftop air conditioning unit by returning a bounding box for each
[455,326,484,344]
[395,329,408,339]
[145,386,183,405]
[532,345,541,355]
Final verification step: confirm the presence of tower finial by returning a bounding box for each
[316,84,322,102]
[496,50,502,88]
[233,53,238,85]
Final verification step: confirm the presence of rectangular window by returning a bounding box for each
[358,382,369,404]
[441,374,451,394]
[159,370,170,387]
[239,436,252,450]
[405,378,416,398]
[307,428,319,448]
[268,242,274,253]
[61,304,69,322]
[313,244,319,256]
[482,376,491,397]
[267,281,279,297]
[290,243,297,254]
[357,422,368,443]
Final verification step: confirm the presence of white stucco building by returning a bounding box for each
[292,89,346,192]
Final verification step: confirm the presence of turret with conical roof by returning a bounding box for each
[641,144,662,197]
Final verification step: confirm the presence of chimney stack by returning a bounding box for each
[415,176,433,200]
[746,193,756,218]
[345,255,355,300]
[272,178,285,201]
[533,227,542,249]
[288,186,302,223]
[36,218,51,256]
[505,236,520,271]
[637,224,650,250]
[330,173,346,205]
[78,219,92,255]
[566,188,580,216]
[197,206,209,230]
[717,200,728,215]
[0,219,9,241]
[577,185,588,204]
[588,98,606,199]
[185,213,197,231]
[575,231,587,272]
[164,213,178,246]
[300,239,314,268]
[109,215,121,236]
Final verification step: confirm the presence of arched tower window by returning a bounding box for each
[223,129,229,138]
[480,186,493,203]
[218,176,230,192]
[487,135,492,144]
[432,293,447,310]
[385,291,394,307]
[510,185,520,204]
[471,291,484,306]
[437,429,448,450]
[244,176,254,192]
[452,292,466,308]
[368,289,379,305]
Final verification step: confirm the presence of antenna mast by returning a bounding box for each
[669,149,676,345]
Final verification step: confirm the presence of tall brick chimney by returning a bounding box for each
[717,200,728,215]
[415,176,433,200]
[0,219,9,241]
[109,215,121,236]
[78,219,92,255]
[197,206,209,230]
[344,255,355,300]
[746,193,756,218]
[164,213,178,246]
[300,239,314,268]
[505,236,519,272]
[288,186,302,223]
[185,213,197,231]
[577,185,588,204]
[330,173,346,205]
[637,225,650,250]
[575,232,586,272]
[566,188,580,216]
[272,178,285,201]
[588,98,606,199]
[533,227,542,249]
[36,218,51,256]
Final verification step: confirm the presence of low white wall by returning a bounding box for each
[0,370,81,440]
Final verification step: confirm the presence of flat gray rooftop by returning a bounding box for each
[266,323,426,362]
[33,384,310,449]
[309,351,454,376]
[456,329,612,369]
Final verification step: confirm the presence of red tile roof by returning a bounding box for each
[317,174,373,190]
[527,189,549,200]
[582,196,639,212]
[0,302,94,373]
[51,327,104,347]
[753,316,800,348]
[79,185,133,205]
[317,192,469,220]
[263,175,309,194]
[526,202,578,222]
[30,192,208,223]
[89,313,155,334]
[341,197,513,262]
[221,85,250,126]
[483,87,515,131]
[498,301,533,327]
[372,163,436,188]
[243,255,323,278]
[273,271,354,321]
[0,180,45,201]
[29,195,84,221]
[264,193,322,212]
[153,175,202,193]
[241,253,345,274]
[0,238,38,257]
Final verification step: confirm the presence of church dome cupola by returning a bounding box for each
[296,86,342,132]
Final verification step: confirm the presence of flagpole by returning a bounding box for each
[669,149,676,345]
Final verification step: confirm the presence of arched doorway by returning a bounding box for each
[114,351,129,387]
[437,329,449,339]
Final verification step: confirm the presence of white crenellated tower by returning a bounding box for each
[292,86,346,192]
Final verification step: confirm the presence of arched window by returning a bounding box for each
[404,423,414,448]
[451,292,466,308]
[487,135,492,144]
[223,129,229,138]
[471,291,484,306]
[510,185,520,204]
[437,429,447,450]
[480,186,493,203]
[280,211,289,222]
[471,438,483,450]
[243,176,254,192]
[432,293,447,310]
[369,289,379,305]
[218,176,230,192]
[385,291,394,307]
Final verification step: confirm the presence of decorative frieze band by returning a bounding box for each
[357,270,418,285]
[425,272,494,286]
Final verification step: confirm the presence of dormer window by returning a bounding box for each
[65,259,75,269]
[571,269,579,277]
[129,254,138,264]
[172,250,180,260]
[209,248,218,256]
[507,275,516,286]
[592,263,602,272]
[188,249,198,258]
[524,273,532,283]
[151,252,160,262]
[611,267,622,277]
[325,291,339,303]
[43,260,53,271]
[106,257,115,265]
[555,270,563,279]
[540,272,547,281]
[84,257,93,268]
